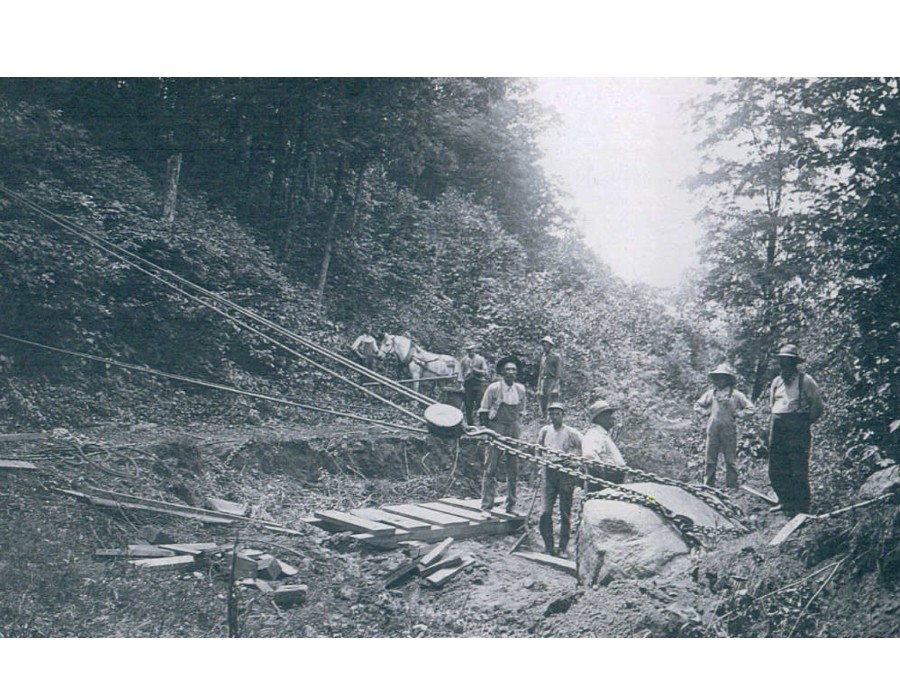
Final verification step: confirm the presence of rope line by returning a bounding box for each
[0,332,428,435]
[0,185,437,414]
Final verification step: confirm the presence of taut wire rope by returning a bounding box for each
[0,332,428,434]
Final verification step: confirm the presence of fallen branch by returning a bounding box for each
[787,556,846,637]
[711,556,848,626]
[54,487,301,535]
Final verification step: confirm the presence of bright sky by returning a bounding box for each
[532,78,713,287]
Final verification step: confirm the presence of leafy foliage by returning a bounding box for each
[689,77,898,460]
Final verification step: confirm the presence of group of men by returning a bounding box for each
[460,336,562,426]
[474,349,626,558]
[360,330,825,548]
[693,343,824,515]
[475,341,825,558]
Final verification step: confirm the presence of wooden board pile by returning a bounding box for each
[382,537,476,589]
[305,497,522,549]
[94,527,308,606]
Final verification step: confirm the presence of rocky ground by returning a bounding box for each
[1,423,897,639]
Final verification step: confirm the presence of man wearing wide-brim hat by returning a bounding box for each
[478,355,527,513]
[694,362,755,488]
[767,344,825,514]
[581,399,627,492]
[537,336,563,420]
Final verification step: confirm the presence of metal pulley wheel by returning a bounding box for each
[423,403,465,438]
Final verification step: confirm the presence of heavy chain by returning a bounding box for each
[532,438,745,522]
[466,426,745,547]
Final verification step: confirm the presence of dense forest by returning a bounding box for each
[0,77,896,469]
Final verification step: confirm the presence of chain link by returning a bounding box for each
[465,425,745,548]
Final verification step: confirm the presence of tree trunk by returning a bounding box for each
[315,155,346,307]
[162,153,182,223]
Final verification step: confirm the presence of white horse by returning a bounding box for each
[378,334,462,393]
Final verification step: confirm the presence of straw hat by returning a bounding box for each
[776,344,804,362]
[708,362,737,382]
[587,399,617,422]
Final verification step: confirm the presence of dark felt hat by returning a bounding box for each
[495,355,523,373]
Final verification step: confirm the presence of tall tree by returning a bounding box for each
[689,78,827,398]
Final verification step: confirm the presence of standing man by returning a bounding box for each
[479,355,526,514]
[351,332,378,370]
[537,336,563,419]
[536,402,583,557]
[460,343,488,426]
[582,399,627,492]
[694,362,755,489]
[768,344,825,514]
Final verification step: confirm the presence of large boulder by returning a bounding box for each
[577,482,736,587]
[859,465,900,500]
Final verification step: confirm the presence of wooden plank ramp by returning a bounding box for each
[381,504,473,529]
[513,551,578,577]
[309,497,521,549]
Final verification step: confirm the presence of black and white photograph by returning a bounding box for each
[0,5,895,684]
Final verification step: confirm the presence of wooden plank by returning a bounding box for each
[222,552,259,579]
[257,556,282,581]
[272,584,308,607]
[95,548,130,559]
[418,553,462,577]
[439,497,518,521]
[513,551,577,577]
[382,504,473,529]
[349,507,434,531]
[0,459,38,470]
[353,517,517,548]
[383,561,419,589]
[419,502,492,522]
[769,514,812,546]
[129,555,195,570]
[158,543,219,555]
[741,485,779,505]
[313,510,397,537]
[126,544,177,558]
[769,494,892,546]
[418,537,454,568]
[276,559,298,577]
[423,556,476,588]
[206,497,248,516]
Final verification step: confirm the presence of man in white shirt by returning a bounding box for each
[479,355,526,513]
[581,399,626,492]
[536,402,583,556]
[768,344,825,514]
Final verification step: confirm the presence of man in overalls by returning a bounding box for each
[694,362,755,488]
[768,344,825,514]
[479,355,526,513]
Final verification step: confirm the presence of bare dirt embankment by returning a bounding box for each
[1,424,896,638]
